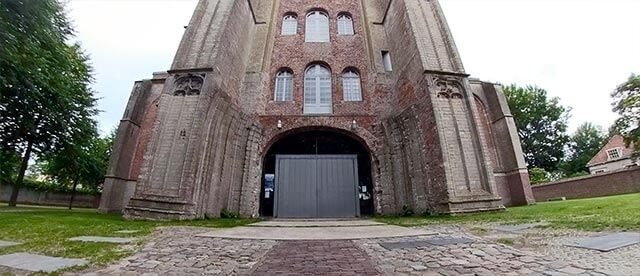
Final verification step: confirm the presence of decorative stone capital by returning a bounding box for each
[173,73,205,96]
[433,77,463,99]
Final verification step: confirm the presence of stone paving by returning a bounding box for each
[69,236,136,244]
[0,253,87,273]
[2,223,638,275]
[251,240,379,275]
[359,225,607,276]
[0,240,21,248]
[81,227,276,276]
[490,226,640,276]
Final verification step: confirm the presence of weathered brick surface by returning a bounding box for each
[533,167,640,201]
[251,240,380,275]
[100,0,534,219]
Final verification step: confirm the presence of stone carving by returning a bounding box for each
[174,74,205,96]
[433,77,464,99]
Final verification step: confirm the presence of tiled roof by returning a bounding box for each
[587,135,635,167]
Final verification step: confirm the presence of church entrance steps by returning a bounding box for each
[196,221,437,240]
[247,219,385,228]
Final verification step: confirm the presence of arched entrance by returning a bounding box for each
[260,129,374,218]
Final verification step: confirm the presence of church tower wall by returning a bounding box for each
[99,0,533,219]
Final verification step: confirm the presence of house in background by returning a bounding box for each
[587,135,638,174]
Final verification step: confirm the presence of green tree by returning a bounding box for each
[0,0,98,206]
[528,167,550,185]
[503,84,571,171]
[39,129,113,208]
[0,148,21,185]
[559,122,607,176]
[611,74,640,151]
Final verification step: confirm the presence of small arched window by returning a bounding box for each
[281,14,297,35]
[342,70,362,101]
[305,11,330,42]
[304,64,332,114]
[274,70,293,102]
[337,14,354,35]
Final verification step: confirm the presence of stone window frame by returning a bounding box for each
[606,147,622,160]
[274,69,294,102]
[281,13,298,36]
[342,68,362,102]
[337,13,354,35]
[305,10,330,43]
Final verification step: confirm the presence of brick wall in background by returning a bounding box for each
[0,184,100,208]
[532,167,640,201]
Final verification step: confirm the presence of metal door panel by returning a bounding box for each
[274,156,317,218]
[275,155,358,218]
[317,156,359,218]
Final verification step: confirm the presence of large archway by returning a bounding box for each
[260,129,374,218]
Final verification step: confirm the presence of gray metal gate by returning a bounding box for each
[274,155,359,218]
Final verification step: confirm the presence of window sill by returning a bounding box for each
[270,101,295,104]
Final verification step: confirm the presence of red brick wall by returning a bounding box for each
[129,97,160,180]
[265,0,372,116]
[532,167,640,201]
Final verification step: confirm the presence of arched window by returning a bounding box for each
[274,70,293,102]
[337,14,354,35]
[342,70,361,101]
[304,64,332,114]
[281,14,297,35]
[305,11,329,42]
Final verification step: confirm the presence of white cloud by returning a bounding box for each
[67,0,198,134]
[67,0,640,135]
[440,0,640,133]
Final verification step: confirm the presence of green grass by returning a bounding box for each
[0,204,258,274]
[376,193,640,231]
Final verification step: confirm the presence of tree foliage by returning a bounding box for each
[39,130,114,194]
[528,167,550,185]
[559,122,607,176]
[611,74,640,151]
[0,148,21,185]
[0,0,98,206]
[503,84,571,171]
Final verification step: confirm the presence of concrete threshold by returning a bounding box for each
[248,219,386,228]
[196,224,437,240]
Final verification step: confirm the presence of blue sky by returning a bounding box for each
[67,0,640,135]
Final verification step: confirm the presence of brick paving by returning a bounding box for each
[250,240,380,275]
[20,224,633,275]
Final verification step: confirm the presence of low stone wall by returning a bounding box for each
[0,184,100,208]
[532,167,640,201]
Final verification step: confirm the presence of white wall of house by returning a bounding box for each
[589,158,638,174]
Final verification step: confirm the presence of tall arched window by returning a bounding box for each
[274,70,293,102]
[281,14,297,35]
[337,14,354,35]
[305,11,329,42]
[304,64,332,114]
[342,70,361,101]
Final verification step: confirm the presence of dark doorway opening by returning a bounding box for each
[260,130,374,217]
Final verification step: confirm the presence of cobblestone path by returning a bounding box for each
[250,240,379,275]
[70,225,639,275]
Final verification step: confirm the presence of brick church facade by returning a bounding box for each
[99,0,535,219]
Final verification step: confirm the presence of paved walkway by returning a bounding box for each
[71,221,640,275]
[251,240,379,275]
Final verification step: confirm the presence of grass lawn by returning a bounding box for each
[0,204,258,274]
[376,193,640,232]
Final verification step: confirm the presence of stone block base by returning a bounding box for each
[443,195,505,214]
[98,177,136,214]
[124,198,197,220]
